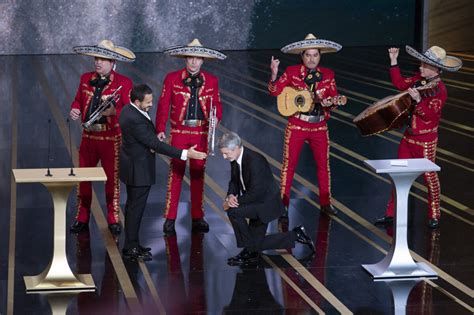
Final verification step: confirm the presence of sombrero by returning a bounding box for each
[281,33,342,54]
[73,39,136,62]
[163,39,227,60]
[405,45,462,72]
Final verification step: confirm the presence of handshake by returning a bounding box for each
[223,194,239,211]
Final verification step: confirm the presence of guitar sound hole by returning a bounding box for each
[295,96,305,107]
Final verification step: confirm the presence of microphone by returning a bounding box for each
[45,119,52,177]
[67,118,75,176]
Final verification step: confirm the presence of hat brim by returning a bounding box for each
[281,39,342,54]
[405,45,462,72]
[73,45,136,62]
[163,46,227,60]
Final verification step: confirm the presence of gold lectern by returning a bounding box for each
[12,167,107,292]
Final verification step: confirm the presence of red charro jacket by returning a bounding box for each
[390,66,447,139]
[71,70,133,131]
[155,68,223,133]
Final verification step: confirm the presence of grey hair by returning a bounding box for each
[217,131,242,150]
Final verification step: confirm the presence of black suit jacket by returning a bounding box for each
[227,147,284,223]
[119,104,182,186]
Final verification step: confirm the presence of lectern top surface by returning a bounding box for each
[12,167,107,183]
[364,158,440,174]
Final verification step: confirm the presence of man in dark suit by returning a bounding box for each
[218,132,315,265]
[119,84,207,260]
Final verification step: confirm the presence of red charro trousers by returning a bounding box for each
[76,130,121,224]
[280,119,331,208]
[164,126,208,220]
[386,135,440,219]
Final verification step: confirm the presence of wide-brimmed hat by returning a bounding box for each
[73,39,136,62]
[163,39,227,60]
[405,45,462,72]
[281,33,342,54]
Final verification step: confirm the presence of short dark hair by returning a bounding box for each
[130,84,153,102]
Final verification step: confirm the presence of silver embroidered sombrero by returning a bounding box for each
[405,45,462,72]
[281,33,342,54]
[163,39,227,60]
[73,39,136,62]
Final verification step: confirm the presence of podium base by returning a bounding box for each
[24,273,96,293]
[362,261,437,280]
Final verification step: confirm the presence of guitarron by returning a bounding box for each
[353,81,438,136]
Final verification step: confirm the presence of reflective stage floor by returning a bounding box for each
[0,48,473,314]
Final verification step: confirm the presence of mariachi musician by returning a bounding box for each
[69,40,134,235]
[156,39,226,235]
[374,45,462,229]
[268,33,343,216]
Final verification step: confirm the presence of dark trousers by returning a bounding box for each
[124,185,151,249]
[227,205,296,252]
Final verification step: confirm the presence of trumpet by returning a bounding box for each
[82,86,122,131]
[207,100,217,156]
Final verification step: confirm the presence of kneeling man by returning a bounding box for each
[219,132,315,266]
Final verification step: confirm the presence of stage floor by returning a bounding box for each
[0,48,473,314]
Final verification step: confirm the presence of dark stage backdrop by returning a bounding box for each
[0,0,416,55]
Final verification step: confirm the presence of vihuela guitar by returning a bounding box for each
[277,87,347,117]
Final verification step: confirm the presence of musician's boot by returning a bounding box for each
[70,220,89,233]
[163,219,176,236]
[192,218,209,233]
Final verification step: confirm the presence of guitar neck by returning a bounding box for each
[373,81,438,107]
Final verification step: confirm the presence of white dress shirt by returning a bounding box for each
[236,147,246,192]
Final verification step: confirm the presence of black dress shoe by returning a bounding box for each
[374,216,394,226]
[138,245,151,253]
[227,250,260,266]
[227,248,249,262]
[163,219,176,235]
[122,247,152,261]
[192,218,209,233]
[293,225,315,252]
[428,218,439,229]
[108,223,121,235]
[321,204,338,215]
[70,221,89,233]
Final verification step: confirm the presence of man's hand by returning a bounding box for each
[101,106,116,117]
[270,56,280,82]
[407,88,421,103]
[157,132,166,141]
[388,47,399,66]
[70,108,81,120]
[187,145,207,160]
[226,194,239,208]
[321,98,333,107]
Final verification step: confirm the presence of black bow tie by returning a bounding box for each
[304,70,322,86]
[183,74,203,88]
[90,76,110,88]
